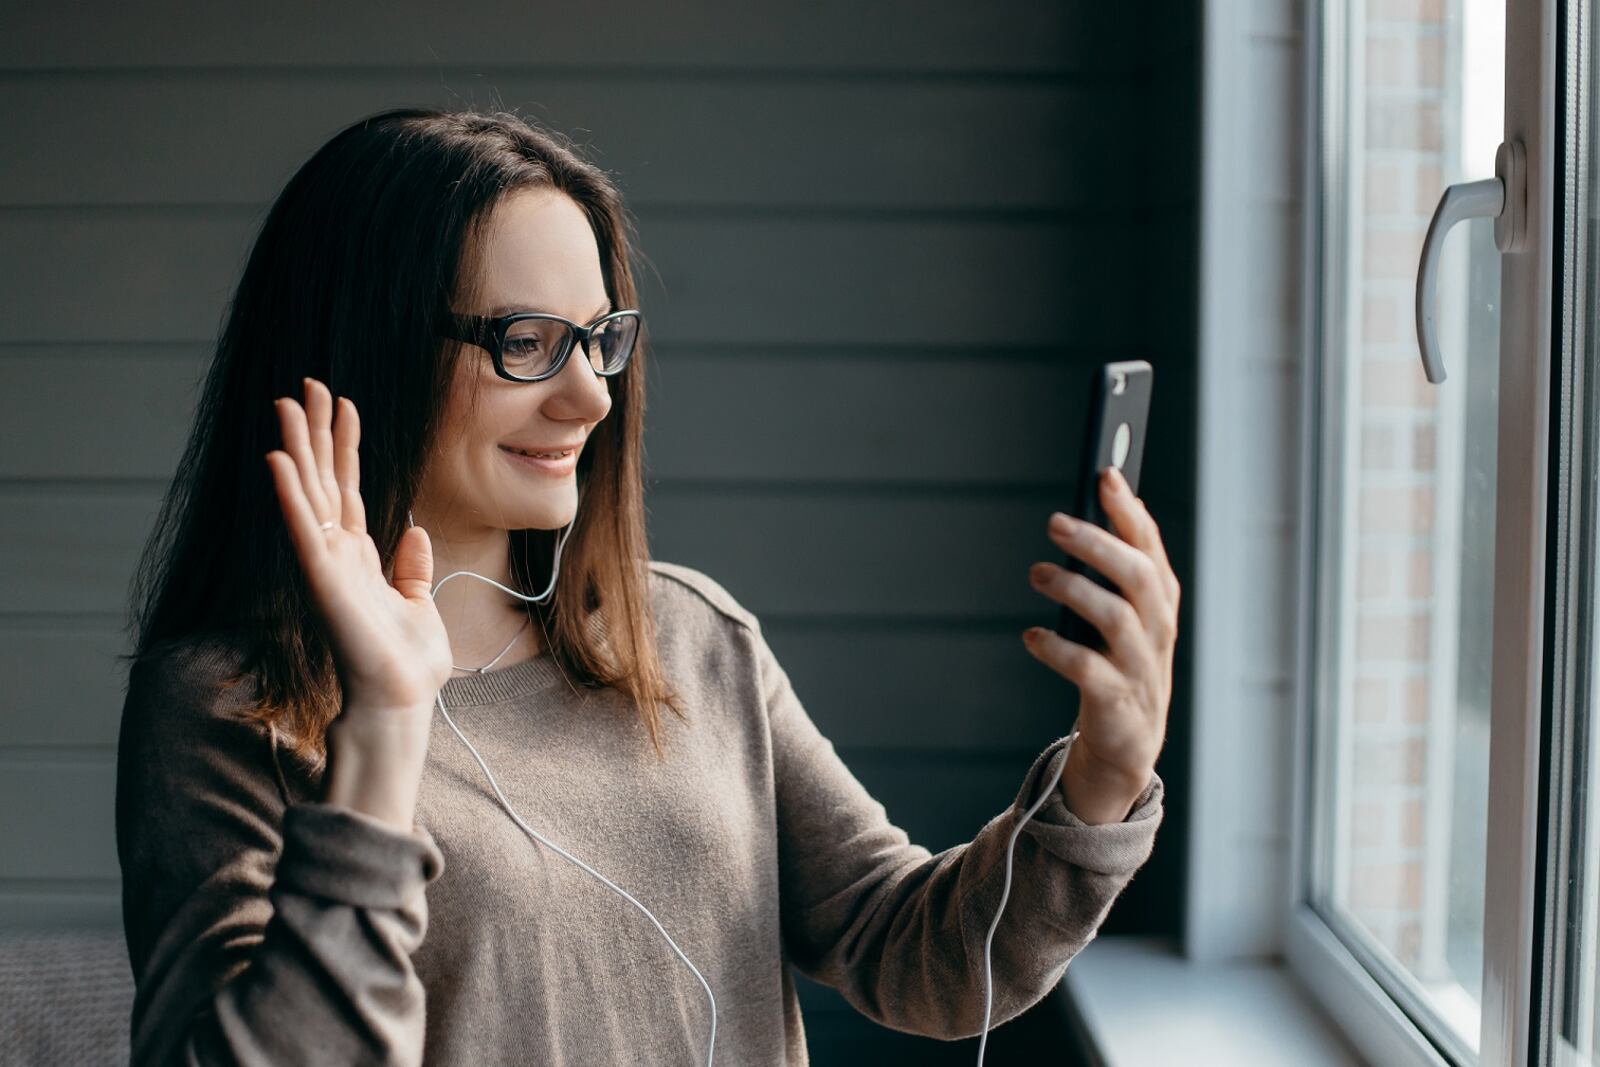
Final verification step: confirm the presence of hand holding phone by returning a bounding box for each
[1022,357,1177,825]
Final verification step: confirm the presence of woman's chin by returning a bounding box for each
[500,496,579,533]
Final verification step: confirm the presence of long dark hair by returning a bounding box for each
[122,107,685,766]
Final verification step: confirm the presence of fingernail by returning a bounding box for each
[1050,512,1073,534]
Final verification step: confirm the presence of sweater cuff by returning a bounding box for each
[1011,734,1164,876]
[276,801,445,909]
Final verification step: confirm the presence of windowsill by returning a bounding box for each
[1060,935,1370,1067]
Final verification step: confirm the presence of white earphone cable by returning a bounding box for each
[975,729,1075,1066]
[408,481,718,1067]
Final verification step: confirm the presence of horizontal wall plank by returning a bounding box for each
[0,747,1059,883]
[0,74,1123,213]
[651,355,1105,485]
[0,890,123,931]
[1,627,133,747]
[0,2,1130,75]
[650,491,1090,621]
[0,488,1086,619]
[0,347,1114,483]
[0,210,1137,348]
[0,758,118,879]
[0,349,200,480]
[0,492,164,615]
[4,620,1076,752]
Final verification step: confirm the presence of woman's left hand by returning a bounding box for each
[1023,466,1180,824]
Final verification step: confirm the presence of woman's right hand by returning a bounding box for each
[265,377,453,720]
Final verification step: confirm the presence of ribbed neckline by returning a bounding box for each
[437,608,608,708]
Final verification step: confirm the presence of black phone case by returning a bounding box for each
[1055,360,1154,655]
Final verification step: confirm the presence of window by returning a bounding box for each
[1296,0,1600,1064]
[1307,0,1503,1059]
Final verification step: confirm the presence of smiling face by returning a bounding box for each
[416,186,615,537]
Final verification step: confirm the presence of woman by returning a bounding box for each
[115,106,1180,1066]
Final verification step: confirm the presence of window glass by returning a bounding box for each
[1312,0,1504,1058]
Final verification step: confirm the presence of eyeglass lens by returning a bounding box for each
[501,315,638,380]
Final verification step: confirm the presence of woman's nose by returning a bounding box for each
[549,339,612,415]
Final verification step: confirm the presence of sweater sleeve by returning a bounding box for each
[114,642,445,1067]
[760,624,1164,1039]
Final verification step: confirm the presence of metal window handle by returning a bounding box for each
[1415,140,1525,383]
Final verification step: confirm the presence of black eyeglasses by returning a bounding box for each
[440,308,642,383]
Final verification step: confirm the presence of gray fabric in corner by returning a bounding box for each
[0,931,133,1067]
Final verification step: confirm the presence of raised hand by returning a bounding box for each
[1022,466,1180,823]
[264,377,452,722]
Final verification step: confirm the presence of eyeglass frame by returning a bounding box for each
[439,308,643,383]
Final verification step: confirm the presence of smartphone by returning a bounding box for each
[1055,360,1154,655]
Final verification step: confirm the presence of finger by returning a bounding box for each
[332,395,367,537]
[1022,624,1122,696]
[278,393,333,523]
[391,524,435,604]
[303,378,343,528]
[1030,562,1156,675]
[1048,514,1173,648]
[1100,469,1180,606]
[265,448,329,572]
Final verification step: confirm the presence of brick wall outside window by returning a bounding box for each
[1345,0,1447,972]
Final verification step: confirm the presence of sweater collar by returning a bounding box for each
[437,608,608,708]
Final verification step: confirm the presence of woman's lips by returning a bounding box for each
[500,445,579,475]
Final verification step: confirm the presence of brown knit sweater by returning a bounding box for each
[115,560,1164,1065]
